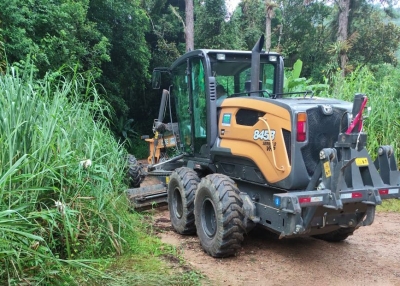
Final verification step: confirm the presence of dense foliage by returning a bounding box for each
[1,0,400,139]
[323,66,400,155]
[1,0,400,283]
[0,66,128,283]
[88,0,151,119]
[195,0,241,49]
[0,0,110,77]
[0,63,204,284]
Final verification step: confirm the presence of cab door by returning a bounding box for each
[172,57,207,157]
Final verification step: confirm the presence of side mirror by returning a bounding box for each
[152,70,161,89]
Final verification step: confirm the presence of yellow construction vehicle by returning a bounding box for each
[127,36,400,258]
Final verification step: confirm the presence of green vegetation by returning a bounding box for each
[320,67,400,212]
[378,199,400,212]
[0,65,203,284]
[321,66,400,159]
[0,64,126,283]
[1,0,400,284]
[103,211,203,286]
[1,0,400,141]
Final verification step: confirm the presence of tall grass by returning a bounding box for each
[0,65,129,284]
[320,66,400,160]
[320,66,400,212]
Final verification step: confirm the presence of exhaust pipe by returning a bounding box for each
[154,89,169,133]
[157,89,169,123]
[250,35,265,92]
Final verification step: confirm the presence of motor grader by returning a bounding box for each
[127,36,400,258]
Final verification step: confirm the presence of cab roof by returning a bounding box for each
[170,49,282,70]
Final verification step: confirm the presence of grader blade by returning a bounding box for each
[127,184,168,211]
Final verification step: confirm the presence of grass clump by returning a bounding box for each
[321,67,400,212]
[322,67,400,160]
[99,211,204,286]
[0,65,128,284]
[0,64,205,285]
[377,199,400,212]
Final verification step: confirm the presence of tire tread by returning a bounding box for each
[195,174,245,258]
[127,154,144,188]
[168,167,200,234]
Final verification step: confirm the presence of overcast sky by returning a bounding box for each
[226,0,241,13]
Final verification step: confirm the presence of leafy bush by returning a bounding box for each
[321,67,400,158]
[284,59,329,94]
[317,66,400,212]
[0,65,129,284]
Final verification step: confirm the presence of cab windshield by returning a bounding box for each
[208,53,277,98]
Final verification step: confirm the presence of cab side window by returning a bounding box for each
[190,57,208,157]
[173,62,192,154]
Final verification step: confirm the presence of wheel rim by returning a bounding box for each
[172,187,183,219]
[201,197,217,238]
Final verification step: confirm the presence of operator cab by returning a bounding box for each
[152,49,285,164]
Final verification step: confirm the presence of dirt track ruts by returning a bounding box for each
[153,207,400,286]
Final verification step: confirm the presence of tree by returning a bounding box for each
[143,0,185,68]
[166,0,194,51]
[88,0,151,119]
[232,0,267,50]
[337,0,351,75]
[0,0,110,77]
[185,0,194,51]
[0,0,152,126]
[350,10,400,67]
[331,0,400,75]
[265,1,278,50]
[273,0,332,80]
[195,0,238,49]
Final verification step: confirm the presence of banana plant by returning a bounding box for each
[284,59,328,94]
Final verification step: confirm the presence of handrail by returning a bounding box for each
[258,117,285,172]
[228,90,314,99]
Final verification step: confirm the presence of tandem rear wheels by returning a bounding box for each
[194,174,245,258]
[168,167,200,234]
[168,172,245,257]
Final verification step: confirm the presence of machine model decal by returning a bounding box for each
[222,113,231,126]
[263,141,276,151]
[253,129,276,141]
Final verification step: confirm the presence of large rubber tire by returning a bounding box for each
[127,154,144,188]
[194,174,245,258]
[168,167,200,234]
[313,227,355,242]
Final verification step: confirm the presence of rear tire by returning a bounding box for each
[127,154,144,188]
[313,227,355,242]
[168,167,200,234]
[194,174,245,257]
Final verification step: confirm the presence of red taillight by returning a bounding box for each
[296,113,307,142]
[352,192,363,198]
[299,197,311,204]
[379,189,389,195]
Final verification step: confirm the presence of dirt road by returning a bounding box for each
[153,207,400,286]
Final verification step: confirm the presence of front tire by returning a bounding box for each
[194,174,245,257]
[127,154,144,188]
[168,167,200,234]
